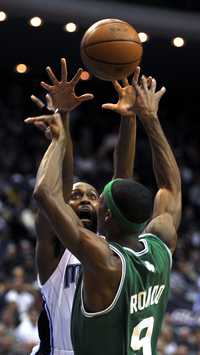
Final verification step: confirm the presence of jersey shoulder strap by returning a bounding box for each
[138,233,172,270]
[113,233,172,276]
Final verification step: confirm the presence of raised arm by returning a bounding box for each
[40,58,94,200]
[133,76,181,253]
[26,96,70,283]
[29,92,73,202]
[102,68,141,179]
[60,112,73,201]
[25,59,93,283]
[33,116,80,246]
[113,115,136,178]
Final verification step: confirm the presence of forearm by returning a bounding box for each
[141,114,181,193]
[34,135,66,203]
[34,132,81,253]
[62,112,73,202]
[113,113,136,179]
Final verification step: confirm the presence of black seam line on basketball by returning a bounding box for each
[83,21,134,31]
[85,56,141,65]
[82,39,142,49]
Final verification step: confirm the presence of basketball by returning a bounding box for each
[80,19,143,81]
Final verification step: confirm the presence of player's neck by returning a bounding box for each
[113,234,143,251]
[107,231,143,252]
[120,237,145,252]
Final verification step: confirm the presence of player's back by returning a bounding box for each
[71,233,172,355]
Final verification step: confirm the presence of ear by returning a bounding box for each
[104,209,112,223]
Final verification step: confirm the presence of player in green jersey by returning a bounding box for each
[33,73,181,355]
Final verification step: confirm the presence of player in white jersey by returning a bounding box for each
[31,183,98,355]
[26,58,139,355]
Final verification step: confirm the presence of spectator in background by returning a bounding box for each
[176,344,190,355]
[159,325,177,354]
[0,323,20,355]
[15,306,39,353]
[5,266,34,320]
[0,304,19,335]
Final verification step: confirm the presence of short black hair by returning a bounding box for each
[112,179,153,224]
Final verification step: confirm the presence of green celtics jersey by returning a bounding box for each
[71,233,172,355]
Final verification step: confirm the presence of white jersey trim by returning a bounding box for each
[42,294,54,355]
[81,244,126,318]
[123,239,149,256]
[53,351,74,354]
[38,248,72,288]
[139,233,173,269]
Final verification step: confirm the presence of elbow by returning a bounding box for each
[167,169,181,197]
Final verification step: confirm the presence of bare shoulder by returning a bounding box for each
[145,213,177,254]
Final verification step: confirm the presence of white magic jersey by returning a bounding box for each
[35,249,81,355]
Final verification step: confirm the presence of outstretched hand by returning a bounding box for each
[25,94,62,140]
[132,76,166,121]
[40,58,94,112]
[102,67,140,117]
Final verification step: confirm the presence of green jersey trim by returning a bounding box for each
[139,233,173,269]
[80,244,126,318]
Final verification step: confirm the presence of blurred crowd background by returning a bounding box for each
[0,79,200,355]
[1,0,200,354]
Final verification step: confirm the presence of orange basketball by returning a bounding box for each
[80,19,143,81]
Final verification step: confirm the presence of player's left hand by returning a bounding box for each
[40,58,94,113]
[132,75,166,121]
[24,94,61,140]
[102,67,140,117]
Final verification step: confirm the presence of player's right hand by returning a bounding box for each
[40,58,94,113]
